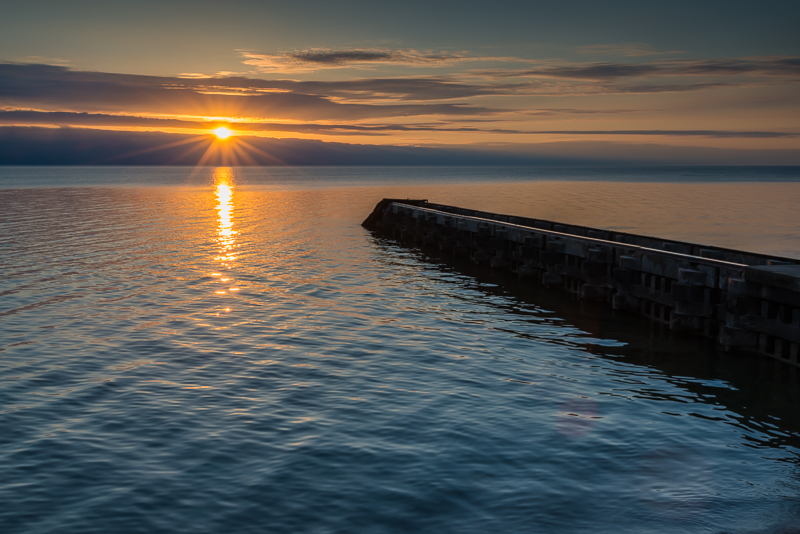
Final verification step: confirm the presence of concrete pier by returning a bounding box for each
[363,199,800,369]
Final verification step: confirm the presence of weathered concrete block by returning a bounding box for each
[679,268,709,286]
[581,284,608,300]
[508,229,527,244]
[670,312,703,332]
[542,272,563,287]
[613,267,639,285]
[741,314,800,344]
[700,248,725,261]
[542,251,564,267]
[619,255,641,270]
[672,283,706,302]
[720,326,759,349]
[612,293,641,313]
[675,300,713,317]
[473,249,490,264]
[726,277,755,297]
[641,253,680,279]
[725,295,760,316]
[664,242,692,254]
[588,247,613,263]
[519,264,537,278]
[473,235,490,248]
[588,230,609,240]
[490,238,507,249]
[491,257,510,269]
[746,264,800,293]
[519,246,540,260]
[564,240,589,258]
[524,235,544,248]
[761,285,800,307]
[582,261,609,278]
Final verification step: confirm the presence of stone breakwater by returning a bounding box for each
[363,199,800,370]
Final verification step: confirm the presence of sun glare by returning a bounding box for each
[214,126,231,140]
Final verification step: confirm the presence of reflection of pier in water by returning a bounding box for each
[365,199,800,450]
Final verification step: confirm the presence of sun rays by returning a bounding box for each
[94,124,289,166]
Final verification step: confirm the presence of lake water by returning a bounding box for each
[2,166,800,533]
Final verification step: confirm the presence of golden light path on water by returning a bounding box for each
[212,167,239,302]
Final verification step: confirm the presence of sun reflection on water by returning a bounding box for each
[214,168,238,268]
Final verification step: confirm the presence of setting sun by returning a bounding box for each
[214,127,231,140]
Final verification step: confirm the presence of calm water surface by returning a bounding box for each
[2,167,800,533]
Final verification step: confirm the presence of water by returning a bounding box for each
[2,166,800,533]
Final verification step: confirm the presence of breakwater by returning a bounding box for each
[364,199,800,370]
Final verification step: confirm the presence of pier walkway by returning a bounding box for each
[364,199,800,370]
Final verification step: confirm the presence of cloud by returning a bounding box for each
[0,126,576,166]
[575,43,683,57]
[240,48,482,72]
[2,126,798,166]
[3,111,795,139]
[0,63,501,120]
[476,57,800,81]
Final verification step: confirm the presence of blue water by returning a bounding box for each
[2,167,800,533]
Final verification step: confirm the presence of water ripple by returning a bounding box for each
[1,169,800,533]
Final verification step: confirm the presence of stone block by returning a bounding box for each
[699,248,725,260]
[678,268,710,286]
[519,264,537,278]
[746,264,800,293]
[664,242,692,254]
[672,283,706,302]
[563,240,589,258]
[720,326,759,349]
[490,238,507,249]
[619,255,641,270]
[588,230,609,240]
[612,293,641,313]
[613,267,639,285]
[581,284,608,300]
[588,247,612,263]
[491,257,510,269]
[761,285,800,307]
[453,245,469,257]
[641,253,679,279]
[725,295,760,316]
[542,251,564,267]
[524,235,544,248]
[542,272,563,287]
[675,300,713,317]
[582,261,609,278]
[472,249,490,264]
[670,312,703,332]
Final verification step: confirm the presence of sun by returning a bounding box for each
[214,126,231,140]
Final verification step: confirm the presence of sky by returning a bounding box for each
[1,0,799,165]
